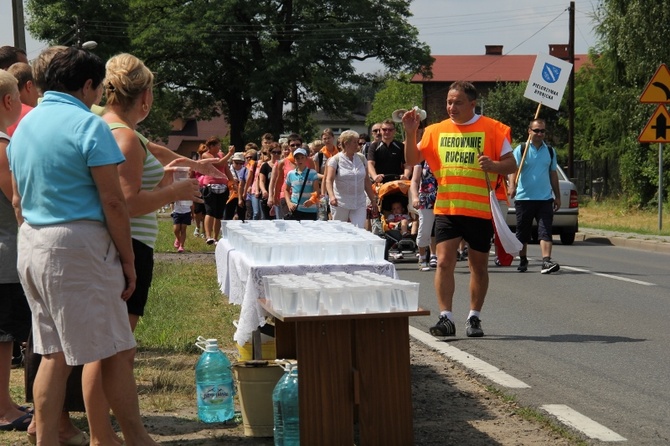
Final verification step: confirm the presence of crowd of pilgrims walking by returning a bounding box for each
[183,126,417,246]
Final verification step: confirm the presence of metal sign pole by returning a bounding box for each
[660,143,664,231]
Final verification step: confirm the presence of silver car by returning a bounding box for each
[505,165,579,245]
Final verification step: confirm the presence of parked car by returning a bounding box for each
[505,165,579,245]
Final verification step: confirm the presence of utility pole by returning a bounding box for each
[11,0,27,51]
[568,1,575,178]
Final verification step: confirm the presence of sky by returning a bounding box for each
[1,0,600,64]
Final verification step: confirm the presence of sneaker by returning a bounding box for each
[206,238,216,245]
[541,259,560,274]
[193,228,200,237]
[429,255,438,268]
[429,315,456,337]
[465,316,484,337]
[391,252,404,260]
[419,261,431,272]
[173,238,180,248]
[517,258,528,272]
[494,257,501,266]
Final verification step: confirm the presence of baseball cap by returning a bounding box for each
[293,148,308,157]
[231,152,245,162]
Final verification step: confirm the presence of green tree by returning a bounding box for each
[26,0,130,60]
[573,0,670,205]
[128,0,433,148]
[366,74,422,128]
[483,82,563,150]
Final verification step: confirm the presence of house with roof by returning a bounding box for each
[163,114,230,159]
[412,45,590,122]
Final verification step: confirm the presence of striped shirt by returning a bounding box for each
[108,123,164,248]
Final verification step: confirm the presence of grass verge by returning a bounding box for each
[580,197,670,235]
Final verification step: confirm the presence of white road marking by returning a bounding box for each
[410,326,627,442]
[489,251,656,286]
[541,404,627,442]
[561,265,656,286]
[409,326,530,388]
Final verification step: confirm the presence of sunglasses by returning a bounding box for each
[271,151,281,154]
[530,128,546,134]
[372,129,381,133]
[289,143,301,148]
[233,161,244,164]
[358,142,365,146]
[381,128,394,132]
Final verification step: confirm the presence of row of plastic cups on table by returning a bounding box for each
[223,219,372,239]
[226,230,385,265]
[262,272,419,316]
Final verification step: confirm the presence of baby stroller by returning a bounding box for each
[374,175,419,261]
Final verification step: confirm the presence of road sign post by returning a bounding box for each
[639,64,670,231]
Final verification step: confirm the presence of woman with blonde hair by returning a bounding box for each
[103,53,207,329]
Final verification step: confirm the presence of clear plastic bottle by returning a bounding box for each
[318,195,328,221]
[281,367,299,446]
[195,337,235,423]
[272,363,292,445]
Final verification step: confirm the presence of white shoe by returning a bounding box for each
[194,228,200,237]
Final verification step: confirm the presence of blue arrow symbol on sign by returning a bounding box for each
[542,63,562,83]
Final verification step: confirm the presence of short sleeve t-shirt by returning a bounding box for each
[285,168,319,213]
[7,91,125,225]
[367,140,405,176]
[513,142,557,201]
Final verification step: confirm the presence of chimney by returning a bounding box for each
[549,44,569,60]
[485,45,503,55]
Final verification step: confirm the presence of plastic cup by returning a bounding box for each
[173,167,192,207]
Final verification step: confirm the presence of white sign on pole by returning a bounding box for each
[523,53,573,110]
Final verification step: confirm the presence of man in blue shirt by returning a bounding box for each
[510,119,561,274]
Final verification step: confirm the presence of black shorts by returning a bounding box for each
[515,200,554,243]
[127,238,154,317]
[193,188,207,214]
[0,283,31,343]
[203,185,229,219]
[434,215,493,253]
[171,211,192,225]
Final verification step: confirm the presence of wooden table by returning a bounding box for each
[261,301,429,446]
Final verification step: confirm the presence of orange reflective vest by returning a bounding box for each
[419,116,511,219]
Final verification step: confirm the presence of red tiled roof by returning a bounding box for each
[413,54,590,83]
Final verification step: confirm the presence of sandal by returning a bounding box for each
[0,412,32,431]
[27,430,90,446]
[17,405,34,414]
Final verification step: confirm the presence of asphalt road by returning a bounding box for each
[398,235,670,445]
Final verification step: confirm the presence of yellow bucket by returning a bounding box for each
[232,361,284,437]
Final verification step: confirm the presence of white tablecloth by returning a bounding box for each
[215,238,398,346]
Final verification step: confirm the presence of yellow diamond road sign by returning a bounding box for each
[640,64,670,103]
[638,104,670,143]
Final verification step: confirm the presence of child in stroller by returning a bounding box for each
[386,201,411,237]
[375,179,418,261]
